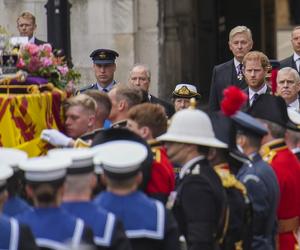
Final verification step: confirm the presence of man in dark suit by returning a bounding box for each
[209,26,253,111]
[242,51,271,109]
[128,64,175,118]
[276,67,300,111]
[17,11,46,45]
[79,49,119,93]
[280,26,300,74]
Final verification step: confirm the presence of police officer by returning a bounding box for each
[16,156,95,249]
[93,140,180,250]
[79,49,119,93]
[0,148,32,217]
[157,108,228,250]
[233,111,279,250]
[0,164,38,250]
[47,148,132,250]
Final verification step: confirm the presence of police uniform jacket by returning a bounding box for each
[16,207,94,249]
[62,201,131,250]
[237,153,279,250]
[171,156,228,250]
[94,190,180,250]
[261,139,300,250]
[3,196,32,217]
[0,215,38,250]
[214,163,252,250]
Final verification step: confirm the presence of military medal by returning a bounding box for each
[238,72,243,81]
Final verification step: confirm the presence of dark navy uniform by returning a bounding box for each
[237,153,279,250]
[0,215,38,250]
[170,157,228,250]
[62,201,131,250]
[16,207,94,249]
[214,163,252,250]
[94,191,180,250]
[3,196,32,217]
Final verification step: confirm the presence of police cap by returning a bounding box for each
[90,49,119,65]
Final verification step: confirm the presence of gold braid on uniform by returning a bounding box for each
[260,138,287,164]
[73,138,91,148]
[214,163,247,196]
[148,139,162,162]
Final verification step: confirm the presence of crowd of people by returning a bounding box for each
[2,10,300,250]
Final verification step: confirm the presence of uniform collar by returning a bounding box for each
[260,138,287,160]
[97,80,116,92]
[179,155,205,179]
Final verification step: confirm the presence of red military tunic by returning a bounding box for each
[261,139,300,250]
[146,140,175,203]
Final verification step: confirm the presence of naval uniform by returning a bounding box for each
[0,215,38,250]
[261,139,300,250]
[16,207,94,249]
[237,153,279,250]
[94,190,180,250]
[214,163,252,250]
[3,196,32,217]
[169,156,228,250]
[62,201,131,250]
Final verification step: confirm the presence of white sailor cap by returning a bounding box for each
[93,140,147,179]
[0,164,13,192]
[19,156,71,183]
[0,148,28,170]
[47,148,95,175]
[172,83,200,99]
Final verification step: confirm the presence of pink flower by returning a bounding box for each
[26,43,40,56]
[28,56,41,72]
[17,58,25,68]
[41,57,53,67]
[57,65,69,76]
[41,43,52,54]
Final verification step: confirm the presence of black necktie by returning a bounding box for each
[251,93,259,106]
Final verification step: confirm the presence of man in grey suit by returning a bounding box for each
[280,26,300,74]
[209,26,253,111]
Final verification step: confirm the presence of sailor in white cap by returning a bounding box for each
[93,140,180,250]
[47,148,131,250]
[0,148,32,217]
[157,108,228,249]
[0,164,38,250]
[15,156,95,249]
[172,83,201,112]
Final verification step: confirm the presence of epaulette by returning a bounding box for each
[148,140,163,163]
[73,138,91,148]
[214,164,247,196]
[75,83,97,95]
[260,138,287,164]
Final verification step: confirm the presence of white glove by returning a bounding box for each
[41,129,73,147]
